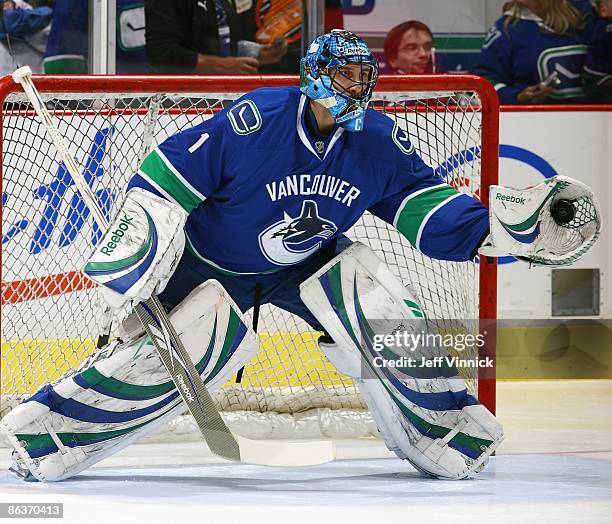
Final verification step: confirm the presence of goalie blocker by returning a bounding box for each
[83,187,188,309]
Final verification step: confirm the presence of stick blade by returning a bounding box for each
[237,438,336,467]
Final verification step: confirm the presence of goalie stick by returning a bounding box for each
[9,67,337,468]
[11,66,241,462]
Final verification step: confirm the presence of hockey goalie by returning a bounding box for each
[1,30,600,482]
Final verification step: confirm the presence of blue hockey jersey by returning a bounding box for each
[474,0,595,104]
[43,0,147,74]
[128,87,489,275]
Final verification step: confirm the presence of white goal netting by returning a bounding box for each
[0,76,497,441]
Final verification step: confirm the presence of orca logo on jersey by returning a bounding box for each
[258,200,338,266]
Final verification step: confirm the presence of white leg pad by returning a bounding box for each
[355,375,502,479]
[0,280,258,482]
[301,242,504,479]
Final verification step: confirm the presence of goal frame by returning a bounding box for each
[0,73,499,414]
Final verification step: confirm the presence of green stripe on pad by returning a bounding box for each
[404,299,426,319]
[16,405,176,453]
[502,181,561,233]
[84,207,154,273]
[376,367,493,455]
[395,185,459,247]
[79,367,176,398]
[207,309,241,382]
[78,337,214,398]
[347,273,491,455]
[327,263,361,348]
[18,317,230,455]
[140,150,204,213]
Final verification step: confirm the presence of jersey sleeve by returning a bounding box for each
[368,125,489,262]
[127,115,229,213]
[473,19,523,104]
[1,6,52,39]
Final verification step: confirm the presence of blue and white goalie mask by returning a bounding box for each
[300,29,379,132]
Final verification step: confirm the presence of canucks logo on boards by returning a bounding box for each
[258,200,338,265]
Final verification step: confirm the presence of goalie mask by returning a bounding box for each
[300,29,379,132]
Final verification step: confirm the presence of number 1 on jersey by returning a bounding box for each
[188,132,210,153]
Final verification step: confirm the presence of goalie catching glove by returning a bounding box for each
[84,188,187,309]
[479,175,600,266]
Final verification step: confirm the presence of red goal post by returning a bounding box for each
[0,74,498,432]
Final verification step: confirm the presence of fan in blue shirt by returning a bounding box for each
[474,0,595,104]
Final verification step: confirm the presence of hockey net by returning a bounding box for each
[0,75,498,442]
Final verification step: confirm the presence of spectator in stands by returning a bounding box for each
[146,0,288,74]
[474,0,595,104]
[383,20,436,74]
[43,0,147,73]
[583,0,612,102]
[0,0,52,75]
